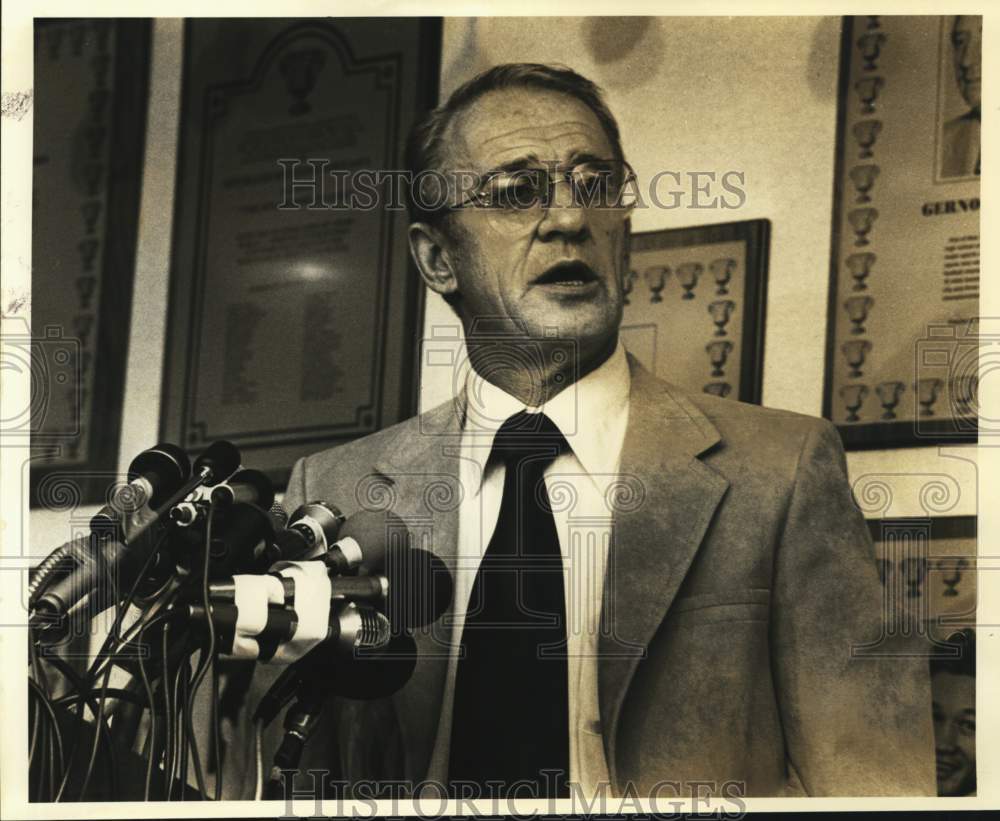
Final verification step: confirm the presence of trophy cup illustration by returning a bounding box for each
[622,268,638,305]
[75,275,97,310]
[845,252,876,291]
[941,558,968,598]
[839,384,868,422]
[643,265,670,303]
[708,300,736,337]
[844,295,874,335]
[852,119,882,159]
[857,32,887,72]
[279,49,327,116]
[849,164,880,203]
[77,238,99,272]
[914,377,943,416]
[706,340,733,378]
[848,207,879,246]
[841,339,872,378]
[676,262,702,300]
[709,257,736,295]
[900,557,927,599]
[875,380,904,419]
[854,76,884,115]
[951,374,978,417]
[703,382,732,398]
[81,201,101,235]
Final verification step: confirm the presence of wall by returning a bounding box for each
[29,16,976,555]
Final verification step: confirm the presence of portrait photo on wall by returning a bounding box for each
[936,15,981,182]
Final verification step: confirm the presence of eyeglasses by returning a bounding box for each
[447,159,638,219]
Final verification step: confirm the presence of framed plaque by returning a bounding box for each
[621,219,769,403]
[161,19,441,486]
[29,19,151,506]
[824,15,980,448]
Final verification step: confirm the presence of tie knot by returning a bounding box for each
[491,411,568,464]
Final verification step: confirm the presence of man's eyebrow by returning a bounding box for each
[483,150,612,176]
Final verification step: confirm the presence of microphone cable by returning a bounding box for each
[68,529,169,802]
[182,498,220,800]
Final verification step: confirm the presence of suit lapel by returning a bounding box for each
[370,395,466,782]
[598,358,730,787]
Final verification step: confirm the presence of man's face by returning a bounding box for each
[952,16,982,111]
[438,87,629,365]
[932,670,976,796]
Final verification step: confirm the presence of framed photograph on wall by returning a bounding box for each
[160,18,441,488]
[824,15,980,449]
[621,218,770,404]
[29,19,151,507]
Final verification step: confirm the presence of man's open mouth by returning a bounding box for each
[533,261,600,287]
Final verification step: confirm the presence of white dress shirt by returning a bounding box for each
[427,340,631,796]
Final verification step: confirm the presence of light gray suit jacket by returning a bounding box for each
[233,355,936,798]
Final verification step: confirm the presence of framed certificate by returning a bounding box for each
[824,15,980,449]
[161,19,441,486]
[621,219,770,404]
[29,19,151,507]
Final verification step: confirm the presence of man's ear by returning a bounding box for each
[408,222,459,299]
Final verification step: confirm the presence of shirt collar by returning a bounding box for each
[461,339,631,488]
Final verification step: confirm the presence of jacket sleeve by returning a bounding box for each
[771,418,936,796]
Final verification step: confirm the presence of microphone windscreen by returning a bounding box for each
[212,468,275,509]
[338,509,410,571]
[127,442,191,507]
[193,440,241,485]
[384,545,453,630]
[325,632,417,700]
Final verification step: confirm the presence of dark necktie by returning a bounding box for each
[448,411,570,797]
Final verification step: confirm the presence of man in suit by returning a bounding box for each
[241,63,935,801]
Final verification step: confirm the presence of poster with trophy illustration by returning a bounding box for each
[824,15,980,448]
[621,219,769,404]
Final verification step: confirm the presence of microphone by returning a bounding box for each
[257,630,418,794]
[192,440,241,486]
[381,544,453,631]
[211,468,274,509]
[267,501,345,565]
[188,600,390,662]
[89,443,190,533]
[253,630,417,727]
[30,523,163,642]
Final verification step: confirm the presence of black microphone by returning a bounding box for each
[266,501,345,566]
[253,630,417,727]
[89,443,190,533]
[211,468,274,509]
[192,440,241,486]
[381,544,453,631]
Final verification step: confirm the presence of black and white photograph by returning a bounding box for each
[0,3,994,818]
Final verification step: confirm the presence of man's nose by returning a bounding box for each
[536,179,590,242]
